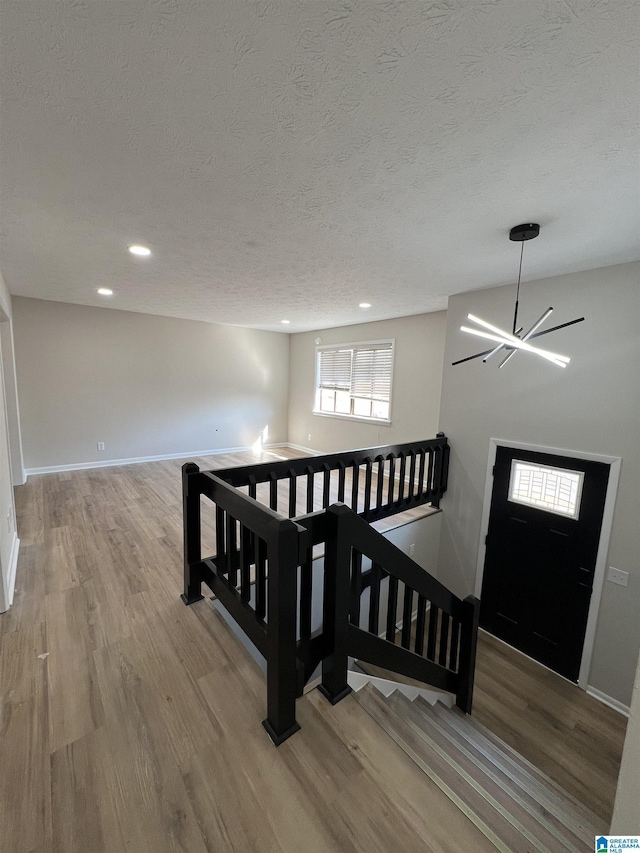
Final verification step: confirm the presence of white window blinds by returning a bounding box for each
[352,345,393,402]
[317,348,352,391]
[315,340,394,421]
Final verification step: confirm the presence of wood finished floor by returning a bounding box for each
[1,446,626,851]
[473,631,626,824]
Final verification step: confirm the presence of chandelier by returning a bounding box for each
[453,224,584,368]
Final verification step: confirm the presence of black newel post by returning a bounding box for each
[262,518,301,746]
[318,503,353,706]
[456,594,481,714]
[181,462,205,605]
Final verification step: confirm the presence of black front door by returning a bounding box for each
[480,446,609,682]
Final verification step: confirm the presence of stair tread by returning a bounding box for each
[399,694,598,850]
[425,698,601,832]
[354,684,597,853]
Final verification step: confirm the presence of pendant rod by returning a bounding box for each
[512,238,525,335]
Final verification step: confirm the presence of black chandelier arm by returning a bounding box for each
[527,317,585,340]
[452,346,513,366]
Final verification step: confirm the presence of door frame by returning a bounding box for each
[474,438,621,691]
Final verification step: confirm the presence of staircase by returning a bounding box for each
[350,677,601,853]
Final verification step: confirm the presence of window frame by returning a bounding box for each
[313,338,395,425]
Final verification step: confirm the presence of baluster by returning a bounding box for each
[449,619,460,671]
[387,455,396,506]
[364,458,373,513]
[427,604,439,659]
[299,547,313,640]
[288,469,297,518]
[337,461,346,502]
[349,550,363,626]
[350,462,359,513]
[375,456,385,510]
[397,453,406,504]
[306,466,315,513]
[408,451,417,500]
[401,584,413,649]
[215,506,226,572]
[247,477,257,578]
[426,449,435,497]
[415,595,427,655]
[439,611,450,666]
[417,450,426,499]
[240,524,252,602]
[269,472,278,511]
[368,562,382,634]
[255,538,267,620]
[386,575,398,641]
[226,513,238,587]
[322,463,331,509]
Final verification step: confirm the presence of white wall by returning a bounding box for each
[288,312,446,453]
[12,297,290,470]
[0,271,20,611]
[611,647,640,833]
[437,261,640,707]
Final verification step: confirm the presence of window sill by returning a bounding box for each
[312,411,392,426]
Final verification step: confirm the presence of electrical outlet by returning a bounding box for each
[97,441,105,451]
[308,434,312,442]
[607,566,629,587]
[409,543,416,557]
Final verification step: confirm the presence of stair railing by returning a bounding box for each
[181,434,479,745]
[212,434,450,522]
[182,462,304,744]
[296,504,480,715]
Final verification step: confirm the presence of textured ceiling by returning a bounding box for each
[1,0,638,333]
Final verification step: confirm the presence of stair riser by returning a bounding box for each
[355,686,600,853]
[397,695,588,853]
[426,700,600,836]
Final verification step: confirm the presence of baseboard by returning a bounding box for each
[1,531,19,612]
[586,686,630,717]
[285,442,322,455]
[24,442,292,476]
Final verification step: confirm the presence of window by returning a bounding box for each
[508,460,584,519]
[314,340,394,422]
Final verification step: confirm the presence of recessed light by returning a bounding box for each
[359,302,371,308]
[97,288,113,296]
[128,245,151,257]
[281,319,291,324]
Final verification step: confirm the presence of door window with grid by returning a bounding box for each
[314,340,394,423]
